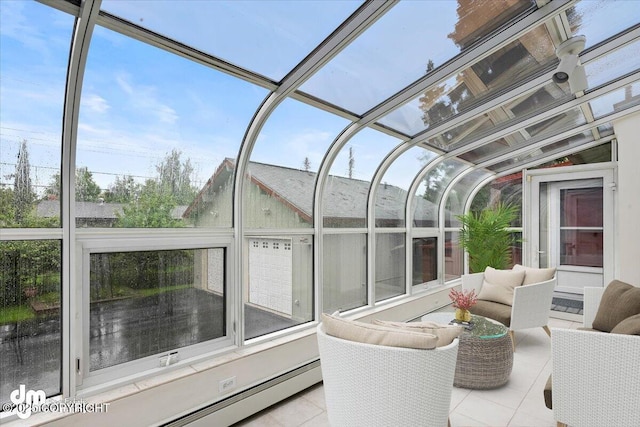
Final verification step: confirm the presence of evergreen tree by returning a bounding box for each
[13,140,36,223]
[348,146,355,179]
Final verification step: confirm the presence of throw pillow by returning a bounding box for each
[610,313,640,335]
[372,320,463,347]
[321,313,438,349]
[592,280,640,332]
[477,266,526,306]
[512,264,557,285]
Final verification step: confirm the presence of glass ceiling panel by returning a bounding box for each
[445,169,493,228]
[413,158,467,228]
[323,129,401,228]
[590,81,640,119]
[301,0,533,114]
[422,81,571,151]
[378,22,558,136]
[374,146,434,228]
[100,0,361,81]
[0,1,73,229]
[245,98,349,229]
[584,38,640,90]
[567,0,640,49]
[459,107,587,164]
[77,25,268,228]
[487,130,595,173]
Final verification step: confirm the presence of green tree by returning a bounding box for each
[156,149,197,205]
[13,140,36,223]
[45,167,101,202]
[75,167,101,201]
[103,174,140,203]
[116,180,182,228]
[0,187,15,228]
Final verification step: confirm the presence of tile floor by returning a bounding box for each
[233,316,581,427]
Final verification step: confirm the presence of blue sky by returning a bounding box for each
[0,0,428,196]
[2,0,637,197]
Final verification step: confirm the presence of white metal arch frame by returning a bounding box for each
[232,0,397,341]
[60,0,103,399]
[314,0,572,311]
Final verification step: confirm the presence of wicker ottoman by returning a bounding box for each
[421,312,513,389]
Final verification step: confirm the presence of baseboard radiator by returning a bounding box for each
[162,360,322,427]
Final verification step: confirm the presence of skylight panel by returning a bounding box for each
[377,21,558,137]
[100,0,361,81]
[300,0,533,115]
[567,0,640,49]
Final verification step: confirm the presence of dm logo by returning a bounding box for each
[10,384,46,419]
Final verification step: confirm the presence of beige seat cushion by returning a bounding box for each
[321,313,438,349]
[592,280,640,332]
[373,320,463,347]
[512,264,556,285]
[477,266,525,306]
[469,300,512,327]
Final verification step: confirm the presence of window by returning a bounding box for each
[375,232,405,302]
[0,240,62,405]
[78,235,233,387]
[412,237,437,286]
[323,234,367,313]
[245,236,313,340]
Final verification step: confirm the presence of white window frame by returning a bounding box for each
[75,230,235,391]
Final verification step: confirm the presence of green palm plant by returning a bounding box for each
[457,203,520,273]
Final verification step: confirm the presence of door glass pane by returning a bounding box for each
[89,248,225,371]
[323,234,367,313]
[412,238,437,286]
[560,186,603,268]
[561,187,603,227]
[560,230,603,267]
[539,183,549,268]
[1,240,61,405]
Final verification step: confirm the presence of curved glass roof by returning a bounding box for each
[1,0,639,231]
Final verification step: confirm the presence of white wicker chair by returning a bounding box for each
[551,328,640,427]
[316,323,458,427]
[551,286,640,427]
[462,272,556,351]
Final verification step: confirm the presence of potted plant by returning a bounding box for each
[457,202,520,273]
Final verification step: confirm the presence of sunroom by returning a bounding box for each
[1,0,639,426]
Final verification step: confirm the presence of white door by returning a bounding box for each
[526,167,615,295]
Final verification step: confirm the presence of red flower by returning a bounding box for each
[448,288,478,310]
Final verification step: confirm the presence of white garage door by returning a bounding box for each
[248,238,292,316]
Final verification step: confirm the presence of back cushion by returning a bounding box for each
[321,313,438,349]
[512,264,557,285]
[373,320,463,347]
[477,266,526,306]
[610,313,640,335]
[592,280,640,332]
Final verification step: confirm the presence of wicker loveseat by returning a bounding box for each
[545,280,640,427]
[462,264,557,351]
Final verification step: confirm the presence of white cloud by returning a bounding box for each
[115,72,178,124]
[82,94,110,113]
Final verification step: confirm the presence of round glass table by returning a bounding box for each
[421,312,513,389]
